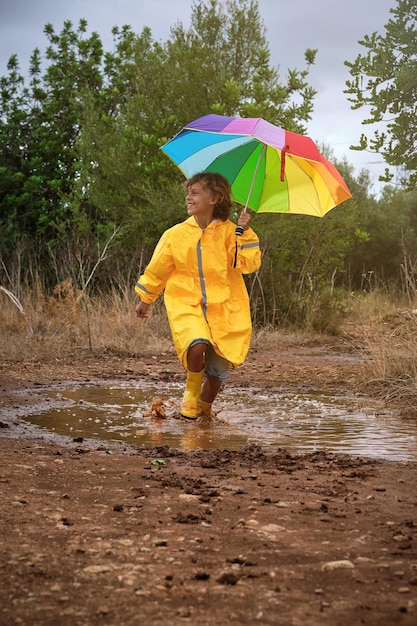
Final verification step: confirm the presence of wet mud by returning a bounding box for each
[1,341,417,625]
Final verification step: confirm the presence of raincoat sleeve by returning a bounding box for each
[233,227,261,274]
[135,231,175,304]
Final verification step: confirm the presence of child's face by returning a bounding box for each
[185,182,216,222]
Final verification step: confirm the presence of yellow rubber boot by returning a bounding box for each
[180,369,205,419]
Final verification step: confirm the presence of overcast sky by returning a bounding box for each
[0,0,398,194]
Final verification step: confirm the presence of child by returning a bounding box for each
[135,172,261,419]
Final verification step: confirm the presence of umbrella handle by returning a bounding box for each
[235,144,265,237]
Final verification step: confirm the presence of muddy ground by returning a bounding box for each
[0,334,416,625]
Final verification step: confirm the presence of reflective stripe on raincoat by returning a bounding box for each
[135,216,261,369]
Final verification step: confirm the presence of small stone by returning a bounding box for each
[83,564,112,574]
[259,524,285,533]
[178,494,199,502]
[245,519,259,528]
[217,572,240,585]
[322,560,355,572]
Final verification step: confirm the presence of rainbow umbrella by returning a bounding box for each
[161,114,352,223]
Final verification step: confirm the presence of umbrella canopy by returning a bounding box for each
[161,114,352,218]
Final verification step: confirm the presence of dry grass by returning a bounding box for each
[345,290,417,416]
[252,325,334,349]
[0,280,173,362]
[359,313,417,415]
[346,289,400,323]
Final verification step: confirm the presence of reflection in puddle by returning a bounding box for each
[23,381,417,461]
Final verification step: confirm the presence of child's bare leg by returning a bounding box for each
[200,375,222,404]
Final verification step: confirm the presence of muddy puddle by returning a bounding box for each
[19,380,417,461]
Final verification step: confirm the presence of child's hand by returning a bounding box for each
[237,210,251,231]
[135,302,150,319]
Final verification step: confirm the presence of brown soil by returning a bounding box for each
[0,335,416,626]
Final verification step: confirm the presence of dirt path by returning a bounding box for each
[0,339,416,625]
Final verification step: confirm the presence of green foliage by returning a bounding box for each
[252,172,359,327]
[0,20,105,266]
[166,0,317,131]
[346,186,417,289]
[345,0,417,187]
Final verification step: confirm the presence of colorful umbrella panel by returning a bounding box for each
[161,114,352,217]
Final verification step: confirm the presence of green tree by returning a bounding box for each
[344,0,417,187]
[344,186,417,289]
[166,0,317,131]
[0,19,106,277]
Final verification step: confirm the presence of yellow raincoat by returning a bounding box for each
[135,216,261,369]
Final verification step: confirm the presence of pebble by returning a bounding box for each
[83,564,113,574]
[178,494,200,502]
[259,524,285,533]
[245,519,259,528]
[322,560,355,572]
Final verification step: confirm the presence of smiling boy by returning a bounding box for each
[135,172,261,419]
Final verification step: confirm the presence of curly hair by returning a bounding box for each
[184,172,233,221]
